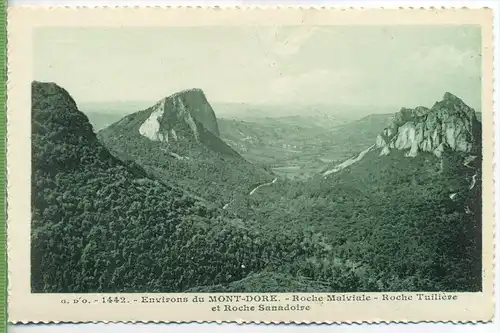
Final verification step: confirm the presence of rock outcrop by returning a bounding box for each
[376,92,481,157]
[139,88,220,142]
[32,81,101,151]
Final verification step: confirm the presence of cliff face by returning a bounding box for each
[138,88,220,142]
[376,92,481,157]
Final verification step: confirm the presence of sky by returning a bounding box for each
[33,25,482,111]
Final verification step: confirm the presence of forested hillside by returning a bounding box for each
[32,81,483,293]
[227,148,482,291]
[31,81,380,292]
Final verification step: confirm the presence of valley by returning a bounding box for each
[32,81,483,293]
[85,107,393,180]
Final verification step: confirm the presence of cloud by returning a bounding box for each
[402,45,481,75]
[254,26,321,59]
[34,26,482,110]
[387,44,481,108]
[51,38,77,44]
[264,67,364,103]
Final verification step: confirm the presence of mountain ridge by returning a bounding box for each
[322,92,481,177]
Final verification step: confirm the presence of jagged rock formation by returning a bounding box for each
[322,92,482,177]
[376,92,481,157]
[138,88,220,142]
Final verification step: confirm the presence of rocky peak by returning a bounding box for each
[432,92,477,118]
[376,92,481,157]
[139,88,220,142]
[389,106,430,130]
[32,81,95,139]
[443,91,460,101]
[32,81,79,113]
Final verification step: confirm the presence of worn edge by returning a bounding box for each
[0,0,5,331]
[3,5,497,10]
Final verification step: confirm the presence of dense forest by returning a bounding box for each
[226,148,482,291]
[31,81,482,293]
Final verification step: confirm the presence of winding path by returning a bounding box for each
[222,178,278,210]
[469,173,478,190]
[249,178,278,196]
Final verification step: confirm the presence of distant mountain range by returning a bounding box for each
[81,100,399,129]
[211,102,400,121]
[81,100,395,118]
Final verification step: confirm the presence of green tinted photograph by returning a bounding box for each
[31,25,482,293]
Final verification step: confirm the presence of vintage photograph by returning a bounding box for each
[7,6,495,324]
[30,24,483,293]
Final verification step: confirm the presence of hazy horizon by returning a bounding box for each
[79,93,482,121]
[34,25,482,114]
